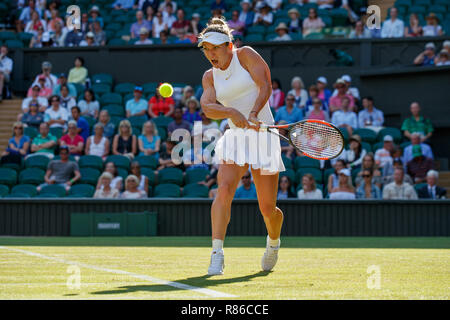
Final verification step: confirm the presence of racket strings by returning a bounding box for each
[289,122,343,159]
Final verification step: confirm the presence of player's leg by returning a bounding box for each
[208,162,248,275]
[251,168,284,271]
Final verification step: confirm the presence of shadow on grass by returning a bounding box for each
[91,271,271,296]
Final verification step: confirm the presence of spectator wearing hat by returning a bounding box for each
[287,76,308,109]
[88,6,104,29]
[239,0,255,29]
[331,96,357,135]
[414,42,436,66]
[381,7,404,38]
[253,2,274,26]
[404,13,423,37]
[28,122,57,159]
[69,106,90,142]
[60,120,85,157]
[21,101,45,129]
[1,122,31,166]
[183,97,202,124]
[331,75,360,102]
[0,45,13,102]
[170,8,190,37]
[21,85,48,115]
[32,61,58,90]
[287,8,302,34]
[329,78,355,114]
[401,102,433,142]
[417,170,447,199]
[126,86,149,117]
[349,20,371,39]
[78,89,100,119]
[275,93,304,124]
[423,13,443,37]
[406,145,434,184]
[357,96,384,131]
[68,57,88,85]
[135,27,154,45]
[435,50,450,67]
[272,23,292,41]
[374,135,395,171]
[402,132,433,166]
[302,7,325,36]
[79,32,97,47]
[148,85,175,118]
[329,168,356,200]
[131,10,152,38]
[91,21,106,46]
[53,73,77,98]
[228,10,246,37]
[382,167,417,200]
[315,76,331,104]
[44,95,69,129]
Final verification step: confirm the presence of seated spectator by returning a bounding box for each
[401,102,433,142]
[422,13,443,37]
[182,145,210,171]
[199,111,219,135]
[91,21,106,46]
[404,13,422,37]
[0,45,13,101]
[275,94,303,124]
[356,168,381,199]
[37,145,81,193]
[1,122,30,166]
[297,173,323,199]
[302,7,325,36]
[267,0,282,11]
[381,7,404,38]
[131,10,152,39]
[269,79,285,110]
[29,25,46,48]
[78,89,100,119]
[148,86,175,117]
[138,120,161,159]
[51,21,67,47]
[331,75,360,103]
[316,76,332,105]
[53,73,77,98]
[44,95,69,129]
[383,159,412,185]
[59,85,77,110]
[21,85,48,114]
[79,13,90,35]
[403,133,433,165]
[177,85,195,109]
[88,6,104,29]
[355,154,382,188]
[28,75,52,98]
[329,168,356,200]
[272,23,292,41]
[98,110,116,140]
[228,10,245,37]
[443,40,450,53]
[68,57,88,85]
[305,85,328,113]
[60,120,84,158]
[336,134,366,170]
[28,122,57,159]
[183,97,202,124]
[173,29,192,44]
[21,101,44,129]
[277,175,296,199]
[331,97,357,136]
[417,170,447,199]
[85,123,110,160]
[382,167,417,199]
[64,28,84,47]
[168,108,192,136]
[435,50,450,67]
[79,32,97,47]
[287,8,302,34]
[97,161,123,191]
[158,140,184,170]
[329,78,355,114]
[144,4,156,23]
[112,120,138,160]
[414,42,436,66]
[25,10,47,35]
[126,86,148,117]
[327,159,346,193]
[121,175,148,199]
[317,0,334,10]
[406,145,434,184]
[253,2,273,26]
[112,0,136,10]
[70,106,90,142]
[18,0,43,32]
[135,27,154,45]
[162,3,176,29]
[159,0,177,12]
[234,172,257,199]
[287,76,308,109]
[239,0,255,29]
[374,135,394,171]
[93,172,120,199]
[152,10,169,38]
[189,12,204,37]
[170,8,190,37]
[305,98,330,122]
[357,96,384,132]
[130,161,149,195]
[349,21,371,39]
[211,0,227,14]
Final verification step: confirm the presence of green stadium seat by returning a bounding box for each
[128,115,147,130]
[24,126,39,140]
[1,162,22,172]
[140,167,156,186]
[4,193,31,198]
[108,38,128,46]
[0,168,17,187]
[78,155,104,171]
[244,34,264,42]
[40,184,67,197]
[361,141,372,153]
[25,155,50,171]
[247,25,266,34]
[114,82,136,95]
[115,15,131,24]
[158,167,184,186]
[408,5,427,15]
[434,0,449,7]
[152,116,173,129]
[156,126,167,141]
[395,0,412,8]
[279,168,295,184]
[265,33,278,41]
[105,155,131,170]
[294,157,321,170]
[354,128,377,144]
[100,92,123,105]
[91,83,112,95]
[320,15,333,27]
[290,33,303,41]
[11,184,37,197]
[134,155,158,170]
[182,183,209,198]
[69,184,95,197]
[372,142,383,152]
[19,168,45,185]
[117,167,129,181]
[17,32,34,47]
[414,0,431,6]
[296,168,323,184]
[123,93,135,104]
[105,22,122,32]
[376,127,402,144]
[143,82,159,96]
[49,127,64,139]
[428,5,447,14]
[34,193,60,198]
[184,168,209,185]
[0,31,17,41]
[82,116,96,130]
[92,73,113,86]
[281,154,293,169]
[400,141,411,150]
[132,126,141,136]
[153,183,181,197]
[5,40,24,48]
[0,184,9,197]
[414,182,427,194]
[102,104,125,117]
[304,32,325,40]
[79,168,101,186]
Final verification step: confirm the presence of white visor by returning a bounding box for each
[198,32,231,47]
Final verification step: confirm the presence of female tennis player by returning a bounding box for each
[199,17,285,275]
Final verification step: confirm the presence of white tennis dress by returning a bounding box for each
[212,49,285,175]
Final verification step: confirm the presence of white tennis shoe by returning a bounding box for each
[261,236,280,271]
[208,250,224,275]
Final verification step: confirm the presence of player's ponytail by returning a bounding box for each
[199,16,234,43]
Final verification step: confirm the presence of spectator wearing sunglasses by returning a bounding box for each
[234,172,257,199]
[1,122,30,166]
[356,169,381,199]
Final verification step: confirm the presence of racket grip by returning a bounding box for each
[259,123,268,131]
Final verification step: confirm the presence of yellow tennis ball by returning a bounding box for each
[159,83,173,98]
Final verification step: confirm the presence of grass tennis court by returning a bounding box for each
[0,237,449,300]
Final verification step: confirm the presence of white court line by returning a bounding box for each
[0,246,237,298]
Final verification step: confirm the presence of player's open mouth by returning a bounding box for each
[211,59,218,65]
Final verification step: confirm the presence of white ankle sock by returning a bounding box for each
[267,236,280,248]
[212,239,224,253]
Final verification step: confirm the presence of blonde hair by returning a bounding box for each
[125,174,140,189]
[142,120,158,136]
[199,16,234,43]
[291,76,305,89]
[100,172,113,181]
[119,119,132,135]
[12,121,24,136]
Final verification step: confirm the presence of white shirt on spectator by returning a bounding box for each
[332,87,360,100]
[163,12,176,28]
[25,19,48,35]
[382,182,418,200]
[374,147,393,169]
[329,191,356,200]
[297,188,323,199]
[358,107,384,128]
[331,110,358,128]
[32,73,58,90]
[22,96,49,111]
[253,12,273,25]
[0,55,13,75]
[135,39,154,45]
[381,18,404,38]
[44,106,69,128]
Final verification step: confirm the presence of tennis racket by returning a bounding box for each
[260,119,345,160]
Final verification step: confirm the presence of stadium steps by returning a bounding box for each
[438,171,450,196]
[0,99,22,154]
